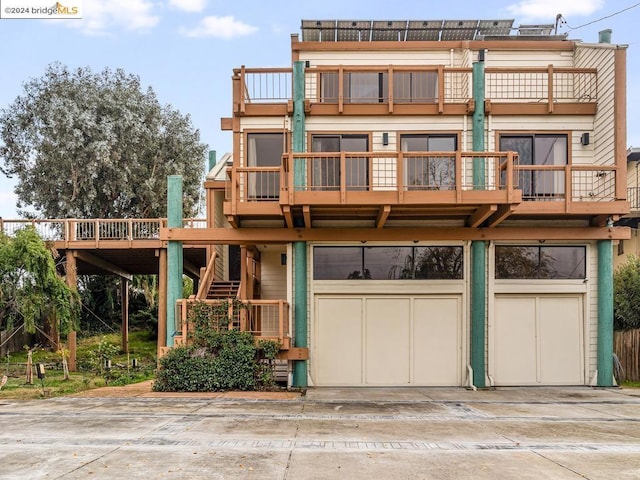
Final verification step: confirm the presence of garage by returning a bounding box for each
[492,295,584,386]
[314,294,463,386]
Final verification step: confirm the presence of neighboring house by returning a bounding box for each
[615,147,640,269]
[164,19,629,388]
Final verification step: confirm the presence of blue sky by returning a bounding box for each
[0,0,638,218]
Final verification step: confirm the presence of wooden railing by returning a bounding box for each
[195,251,218,300]
[514,165,618,203]
[628,187,640,210]
[234,65,597,109]
[175,299,290,348]
[0,218,206,242]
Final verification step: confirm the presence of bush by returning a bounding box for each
[614,256,640,330]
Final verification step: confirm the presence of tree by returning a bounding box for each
[0,227,79,340]
[614,256,640,330]
[0,62,207,218]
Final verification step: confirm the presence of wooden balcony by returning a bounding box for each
[174,298,293,351]
[223,153,628,227]
[231,65,597,117]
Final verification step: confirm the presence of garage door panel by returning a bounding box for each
[316,297,363,385]
[413,297,460,385]
[494,296,537,385]
[365,298,410,385]
[538,297,583,384]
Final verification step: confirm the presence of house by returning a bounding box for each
[615,147,640,269]
[162,19,629,388]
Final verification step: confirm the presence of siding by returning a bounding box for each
[302,50,462,67]
[575,44,616,167]
[587,241,598,382]
[260,248,287,300]
[213,191,225,280]
[484,50,574,68]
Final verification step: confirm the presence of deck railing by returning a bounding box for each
[235,65,597,108]
[175,299,290,347]
[629,187,640,210]
[0,218,206,241]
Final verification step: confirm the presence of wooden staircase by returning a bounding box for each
[206,280,240,300]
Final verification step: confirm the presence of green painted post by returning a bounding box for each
[472,52,486,190]
[166,175,183,347]
[293,242,308,387]
[471,241,486,387]
[292,60,308,387]
[597,240,614,386]
[208,150,217,171]
[470,50,487,388]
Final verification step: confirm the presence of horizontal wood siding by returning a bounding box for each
[588,241,598,381]
[260,248,287,300]
[484,50,574,68]
[301,50,460,66]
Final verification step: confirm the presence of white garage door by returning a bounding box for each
[492,295,584,386]
[315,295,462,386]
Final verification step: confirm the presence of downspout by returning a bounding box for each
[471,50,487,388]
[166,175,184,347]
[597,240,614,386]
[292,60,308,387]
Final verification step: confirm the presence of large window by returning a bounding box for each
[499,134,567,201]
[495,245,586,279]
[246,133,285,200]
[393,72,438,103]
[320,72,387,103]
[314,246,463,280]
[311,134,368,191]
[401,134,457,190]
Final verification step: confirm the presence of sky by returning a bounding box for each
[0,0,638,218]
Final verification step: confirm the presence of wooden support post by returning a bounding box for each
[65,251,77,372]
[121,278,129,354]
[157,249,168,356]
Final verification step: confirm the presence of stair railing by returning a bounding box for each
[195,251,218,300]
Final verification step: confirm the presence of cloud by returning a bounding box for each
[506,0,604,22]
[169,0,206,13]
[65,0,160,35]
[179,15,258,39]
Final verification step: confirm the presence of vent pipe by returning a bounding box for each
[599,29,612,44]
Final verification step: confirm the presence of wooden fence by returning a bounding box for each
[614,329,640,382]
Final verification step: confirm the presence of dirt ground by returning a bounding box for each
[69,380,302,400]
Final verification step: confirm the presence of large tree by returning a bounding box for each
[0,62,207,218]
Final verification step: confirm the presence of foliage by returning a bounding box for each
[0,62,207,219]
[154,300,283,392]
[0,227,79,335]
[614,256,640,330]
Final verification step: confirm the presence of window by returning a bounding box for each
[320,72,387,103]
[246,133,285,200]
[393,71,438,103]
[314,246,463,280]
[400,134,457,190]
[495,245,586,279]
[499,134,567,201]
[311,134,368,191]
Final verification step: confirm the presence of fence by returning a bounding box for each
[614,329,640,382]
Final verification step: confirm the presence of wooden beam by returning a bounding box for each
[72,250,133,280]
[121,279,129,354]
[591,215,618,227]
[183,259,200,278]
[486,205,516,228]
[276,347,309,360]
[303,206,312,228]
[282,206,294,229]
[157,249,168,355]
[226,215,238,229]
[376,205,391,229]
[467,205,497,228]
[162,226,631,243]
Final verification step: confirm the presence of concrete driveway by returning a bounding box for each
[1,386,640,479]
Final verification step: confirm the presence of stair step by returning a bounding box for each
[206,281,240,299]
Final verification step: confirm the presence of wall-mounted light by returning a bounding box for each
[581,132,590,146]
[305,60,310,68]
[280,253,287,266]
[382,132,389,146]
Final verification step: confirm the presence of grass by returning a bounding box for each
[0,330,157,400]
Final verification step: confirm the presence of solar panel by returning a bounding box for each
[441,20,478,41]
[477,19,514,38]
[301,20,337,41]
[337,20,371,41]
[518,24,554,35]
[406,20,443,41]
[371,20,407,41]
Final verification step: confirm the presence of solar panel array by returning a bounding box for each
[301,19,522,42]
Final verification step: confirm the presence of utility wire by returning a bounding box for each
[562,2,640,31]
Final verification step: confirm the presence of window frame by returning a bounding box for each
[494,244,587,280]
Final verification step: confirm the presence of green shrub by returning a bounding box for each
[614,256,640,330]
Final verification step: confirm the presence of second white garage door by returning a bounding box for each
[314,295,463,386]
[492,295,584,386]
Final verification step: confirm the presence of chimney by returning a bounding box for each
[598,29,612,44]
